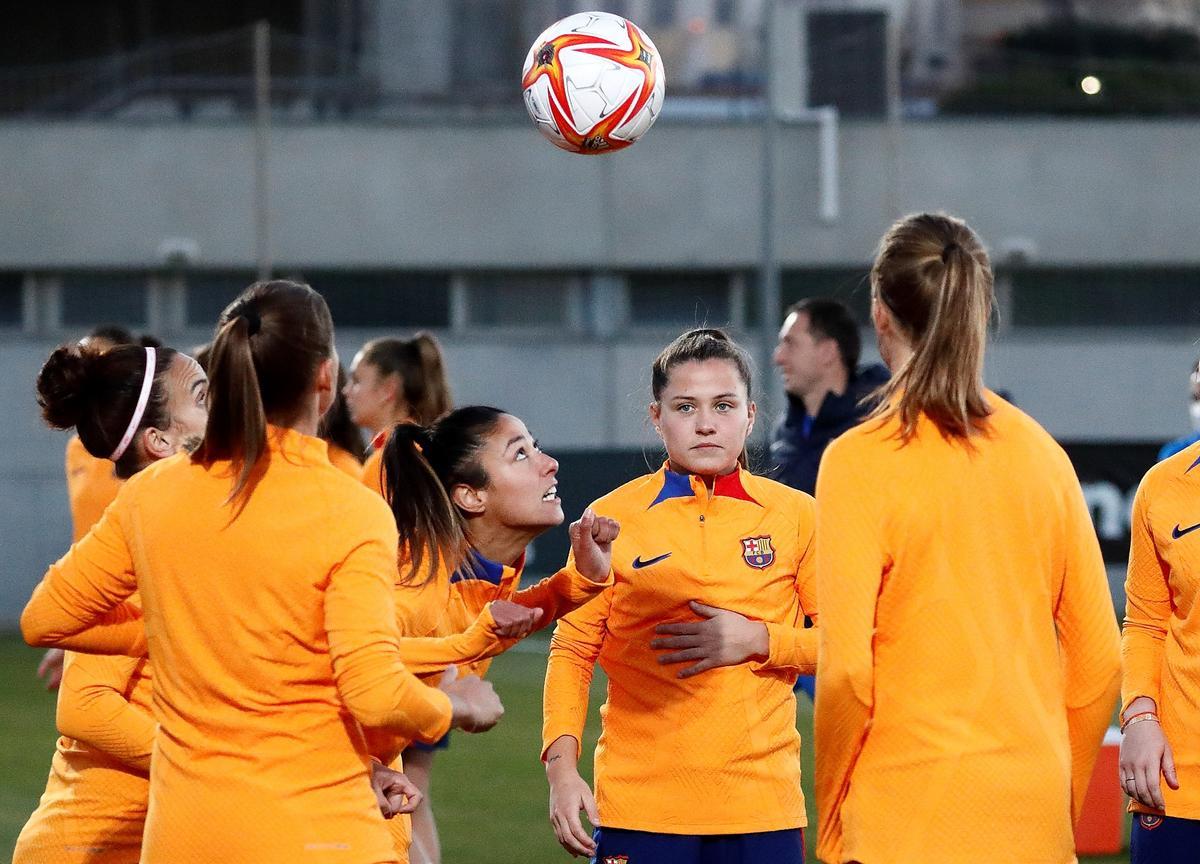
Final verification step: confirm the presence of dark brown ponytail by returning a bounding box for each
[194,280,334,502]
[380,406,505,583]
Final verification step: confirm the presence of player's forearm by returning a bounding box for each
[511,566,613,625]
[395,605,511,674]
[755,621,817,674]
[23,593,146,656]
[543,734,581,774]
[1066,671,1121,826]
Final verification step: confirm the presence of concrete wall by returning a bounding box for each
[2,118,1199,268]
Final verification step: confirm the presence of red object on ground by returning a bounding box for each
[1076,727,1125,855]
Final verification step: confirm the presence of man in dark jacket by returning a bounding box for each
[770,298,889,701]
[770,298,890,495]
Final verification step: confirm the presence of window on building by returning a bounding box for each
[780,268,872,324]
[186,272,257,328]
[464,272,578,328]
[301,271,452,329]
[61,273,147,328]
[0,272,22,326]
[1011,268,1200,328]
[627,271,732,327]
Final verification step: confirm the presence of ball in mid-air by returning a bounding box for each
[521,11,665,154]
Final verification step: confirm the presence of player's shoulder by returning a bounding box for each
[590,470,665,516]
[1141,437,1200,495]
[743,471,813,513]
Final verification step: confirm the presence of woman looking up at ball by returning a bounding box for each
[543,328,817,864]
[372,406,619,864]
[813,213,1120,863]
[343,333,451,496]
[21,280,502,864]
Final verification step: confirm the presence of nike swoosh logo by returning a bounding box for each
[632,552,672,569]
[1173,522,1200,539]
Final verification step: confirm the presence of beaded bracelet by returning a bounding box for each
[1121,713,1160,733]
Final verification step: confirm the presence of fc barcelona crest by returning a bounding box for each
[603,857,630,864]
[741,535,775,569]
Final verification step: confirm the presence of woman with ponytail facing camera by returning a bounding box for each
[344,333,452,496]
[22,280,502,864]
[813,214,1121,863]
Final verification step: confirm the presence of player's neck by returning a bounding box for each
[466,521,538,568]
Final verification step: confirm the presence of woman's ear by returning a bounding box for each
[315,357,336,416]
[141,426,174,461]
[649,401,662,436]
[745,400,757,438]
[451,483,487,516]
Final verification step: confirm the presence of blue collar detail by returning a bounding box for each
[648,469,695,508]
[450,549,506,585]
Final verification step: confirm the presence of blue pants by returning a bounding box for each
[591,827,804,864]
[1131,812,1200,863]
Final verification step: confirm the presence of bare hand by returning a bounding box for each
[438,665,503,733]
[1120,714,1179,810]
[36,648,65,691]
[370,760,423,818]
[650,601,769,678]
[490,599,543,639]
[547,762,599,857]
[569,508,620,583]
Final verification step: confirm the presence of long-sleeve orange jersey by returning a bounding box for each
[21,426,453,864]
[542,464,818,835]
[1123,440,1200,818]
[378,548,612,859]
[814,393,1121,864]
[65,434,123,542]
[13,630,154,864]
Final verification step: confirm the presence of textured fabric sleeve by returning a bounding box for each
[394,605,513,675]
[542,565,613,762]
[755,495,819,675]
[813,439,888,864]
[1122,475,1171,717]
[56,652,155,772]
[21,496,144,656]
[324,503,453,744]
[510,562,615,628]
[1054,467,1122,826]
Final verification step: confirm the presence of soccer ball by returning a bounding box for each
[521,11,665,154]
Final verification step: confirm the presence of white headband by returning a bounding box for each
[109,347,157,462]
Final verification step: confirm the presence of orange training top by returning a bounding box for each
[13,618,154,864]
[542,464,818,835]
[814,394,1121,864]
[360,439,386,498]
[379,548,612,859]
[66,434,123,543]
[1123,439,1200,818]
[22,426,453,864]
[328,442,364,478]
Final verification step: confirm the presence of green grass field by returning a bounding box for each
[1,632,1130,863]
